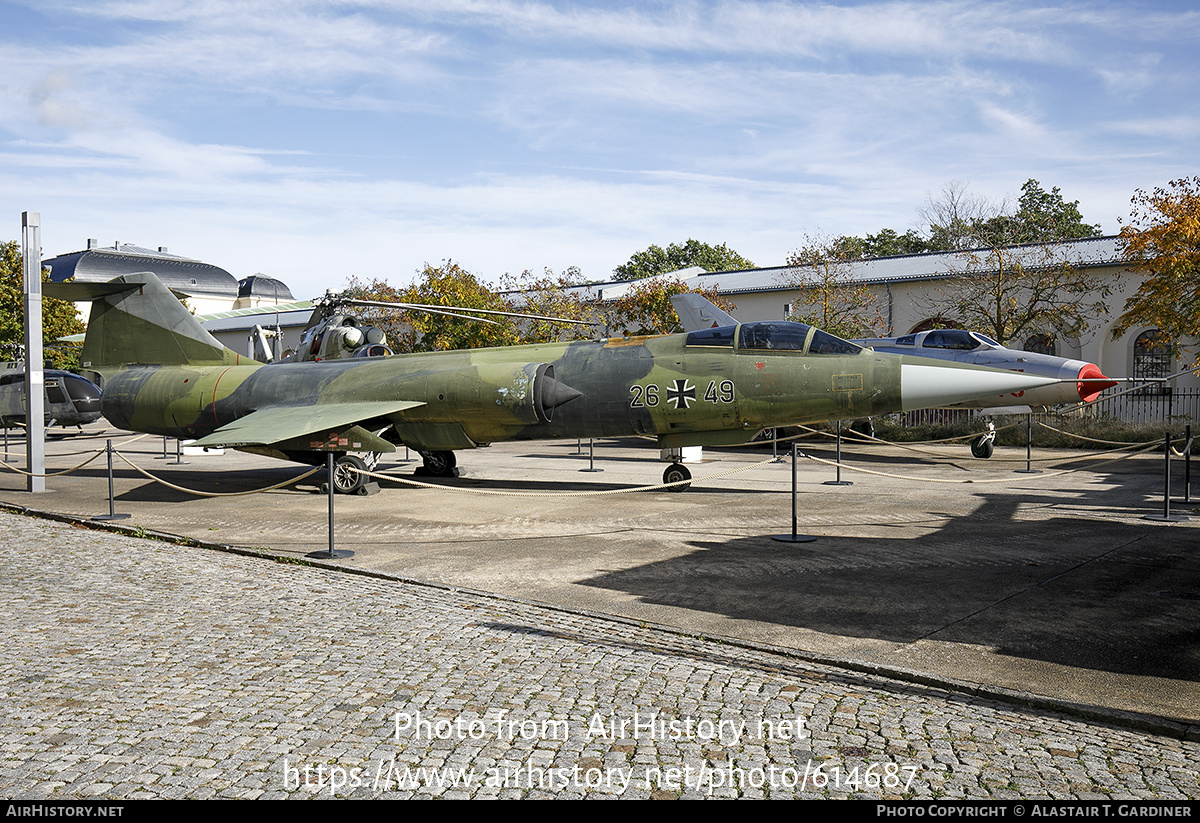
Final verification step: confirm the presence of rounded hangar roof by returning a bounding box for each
[45,242,239,299]
[238,274,294,301]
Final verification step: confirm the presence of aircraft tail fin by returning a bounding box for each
[46,273,260,378]
[670,293,739,331]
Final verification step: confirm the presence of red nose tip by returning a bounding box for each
[1077,363,1117,402]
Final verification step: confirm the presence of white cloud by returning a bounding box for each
[1,0,1195,297]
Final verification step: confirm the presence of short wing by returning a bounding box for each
[190,401,424,449]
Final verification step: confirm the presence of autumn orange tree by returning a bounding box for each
[605,277,736,337]
[344,262,516,352]
[1113,177,1200,360]
[345,262,597,352]
[496,268,597,344]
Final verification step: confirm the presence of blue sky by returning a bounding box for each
[1,0,1197,298]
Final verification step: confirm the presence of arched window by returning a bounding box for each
[1023,334,1056,356]
[1133,329,1171,395]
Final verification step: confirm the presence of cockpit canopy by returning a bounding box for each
[685,322,863,355]
[890,329,1000,351]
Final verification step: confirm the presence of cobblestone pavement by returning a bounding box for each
[1,513,1198,800]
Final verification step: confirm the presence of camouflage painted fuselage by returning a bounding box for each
[59,273,1062,464]
[100,331,902,453]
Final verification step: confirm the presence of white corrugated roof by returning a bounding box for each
[692,236,1126,295]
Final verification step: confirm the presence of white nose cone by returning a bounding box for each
[901,363,1060,411]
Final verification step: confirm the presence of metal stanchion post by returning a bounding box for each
[309,452,353,558]
[1184,424,1192,503]
[773,444,816,543]
[823,421,853,486]
[580,438,603,472]
[1146,431,1188,522]
[156,435,170,459]
[92,439,130,521]
[170,439,189,465]
[1015,413,1041,474]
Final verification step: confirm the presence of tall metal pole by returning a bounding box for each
[22,212,45,493]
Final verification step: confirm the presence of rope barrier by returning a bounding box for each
[795,421,1027,459]
[113,451,323,497]
[1,431,151,460]
[0,449,106,478]
[798,420,1168,464]
[1034,420,1162,447]
[355,457,780,496]
[0,424,1184,499]
[799,437,1168,484]
[1171,435,1194,458]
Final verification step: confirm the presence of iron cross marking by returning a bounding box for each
[667,379,696,410]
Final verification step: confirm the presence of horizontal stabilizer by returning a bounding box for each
[191,400,425,448]
[44,281,146,301]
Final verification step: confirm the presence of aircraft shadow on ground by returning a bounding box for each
[578,490,1200,683]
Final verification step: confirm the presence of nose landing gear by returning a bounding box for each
[663,463,691,492]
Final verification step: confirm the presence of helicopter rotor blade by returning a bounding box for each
[337,297,597,327]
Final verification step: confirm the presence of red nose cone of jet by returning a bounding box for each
[1077,363,1117,402]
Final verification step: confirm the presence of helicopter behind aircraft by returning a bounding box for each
[50,273,1067,494]
[0,361,103,430]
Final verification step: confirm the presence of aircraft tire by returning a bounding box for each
[331,454,369,494]
[970,436,994,459]
[422,450,458,477]
[663,463,691,492]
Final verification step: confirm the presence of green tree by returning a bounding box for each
[0,241,85,369]
[923,179,1101,250]
[968,179,1102,247]
[832,180,1101,262]
[829,228,931,259]
[1112,177,1200,359]
[779,234,883,338]
[913,180,1107,346]
[613,239,754,281]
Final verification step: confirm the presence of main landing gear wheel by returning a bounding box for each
[327,454,369,494]
[421,450,458,477]
[663,463,691,492]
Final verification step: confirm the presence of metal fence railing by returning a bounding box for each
[1085,386,1200,425]
[896,387,1200,428]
